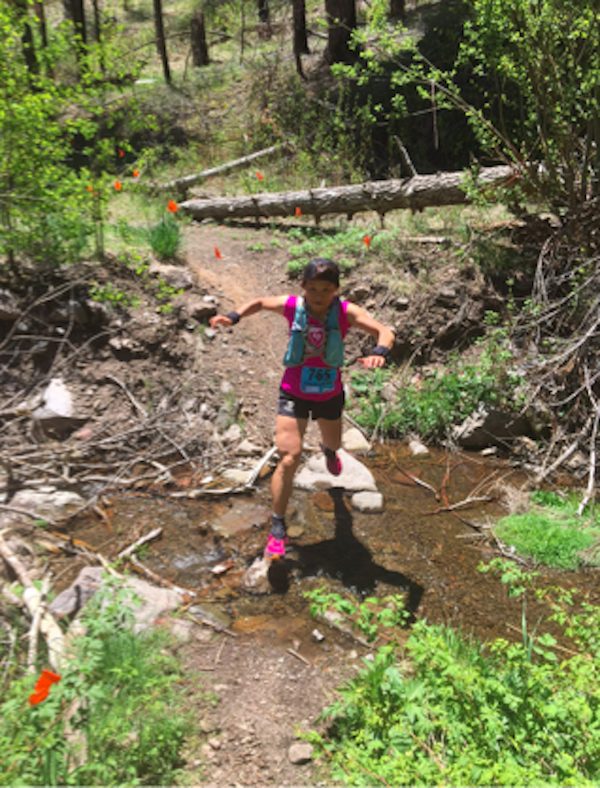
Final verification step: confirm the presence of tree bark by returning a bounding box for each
[389,0,405,21]
[191,8,209,66]
[257,0,271,38]
[293,0,309,77]
[33,1,48,49]
[153,0,171,84]
[67,0,87,44]
[180,166,515,221]
[324,0,357,64]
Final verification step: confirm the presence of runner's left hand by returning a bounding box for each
[357,355,386,369]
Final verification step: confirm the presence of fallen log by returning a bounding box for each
[157,142,291,194]
[180,165,514,222]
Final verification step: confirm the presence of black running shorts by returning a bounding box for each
[277,388,345,421]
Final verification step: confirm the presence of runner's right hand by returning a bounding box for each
[209,315,233,328]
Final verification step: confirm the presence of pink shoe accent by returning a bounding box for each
[264,534,287,559]
[325,451,342,476]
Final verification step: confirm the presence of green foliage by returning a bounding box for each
[457,0,600,209]
[312,573,600,786]
[350,319,521,439]
[89,281,139,308]
[494,491,600,569]
[305,588,408,643]
[148,215,182,260]
[286,226,387,276]
[0,581,188,786]
[0,7,93,266]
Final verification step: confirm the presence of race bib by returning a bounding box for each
[300,366,336,394]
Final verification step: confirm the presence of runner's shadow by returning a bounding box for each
[288,488,424,622]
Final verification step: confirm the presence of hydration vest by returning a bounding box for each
[283,296,345,368]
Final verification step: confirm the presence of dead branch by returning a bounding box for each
[0,532,64,670]
[117,527,163,560]
[157,142,292,194]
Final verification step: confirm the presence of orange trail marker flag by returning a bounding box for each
[114,180,123,191]
[214,246,222,259]
[29,669,61,706]
[167,199,179,213]
[362,234,372,249]
[294,206,302,217]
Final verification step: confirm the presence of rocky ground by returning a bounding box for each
[0,214,553,785]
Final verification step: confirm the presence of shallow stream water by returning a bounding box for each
[58,444,600,646]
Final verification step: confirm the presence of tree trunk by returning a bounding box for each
[33,1,48,50]
[153,0,171,84]
[68,0,87,44]
[389,0,405,21]
[92,0,102,42]
[293,0,309,53]
[324,0,357,64]
[257,0,271,39]
[292,0,309,79]
[191,8,209,66]
[180,166,515,221]
[14,0,38,75]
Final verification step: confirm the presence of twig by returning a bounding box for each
[215,636,227,664]
[27,575,50,673]
[0,531,64,670]
[393,464,439,498]
[425,495,494,515]
[117,527,163,560]
[286,647,310,666]
[128,555,196,598]
[104,374,148,419]
[245,444,277,487]
[578,406,599,516]
[0,503,56,525]
[185,610,237,637]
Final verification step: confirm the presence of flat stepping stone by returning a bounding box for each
[294,449,377,492]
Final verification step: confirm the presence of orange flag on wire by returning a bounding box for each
[29,669,61,706]
[214,246,222,259]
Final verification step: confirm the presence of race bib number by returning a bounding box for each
[300,366,336,394]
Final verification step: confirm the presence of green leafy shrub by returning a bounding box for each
[311,570,600,786]
[0,582,188,786]
[494,491,600,570]
[350,319,522,439]
[148,215,182,260]
[305,588,408,643]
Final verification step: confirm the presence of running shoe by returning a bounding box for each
[322,446,343,476]
[264,533,288,559]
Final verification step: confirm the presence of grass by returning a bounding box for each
[0,581,190,786]
[308,569,600,787]
[494,491,600,570]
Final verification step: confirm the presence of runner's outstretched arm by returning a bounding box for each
[210,295,287,328]
[346,302,395,369]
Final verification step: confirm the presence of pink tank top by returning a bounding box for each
[280,295,350,401]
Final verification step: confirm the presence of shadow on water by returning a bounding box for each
[269,489,424,621]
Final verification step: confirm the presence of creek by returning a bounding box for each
[56,443,600,645]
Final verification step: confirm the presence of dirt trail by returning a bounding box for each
[178,222,362,786]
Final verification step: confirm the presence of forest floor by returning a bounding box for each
[0,212,567,785]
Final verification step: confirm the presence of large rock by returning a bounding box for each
[50,566,181,632]
[294,449,377,492]
[1,488,85,527]
[342,427,371,453]
[453,405,534,450]
[31,378,87,439]
[351,491,384,513]
[0,289,20,321]
[148,260,194,290]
